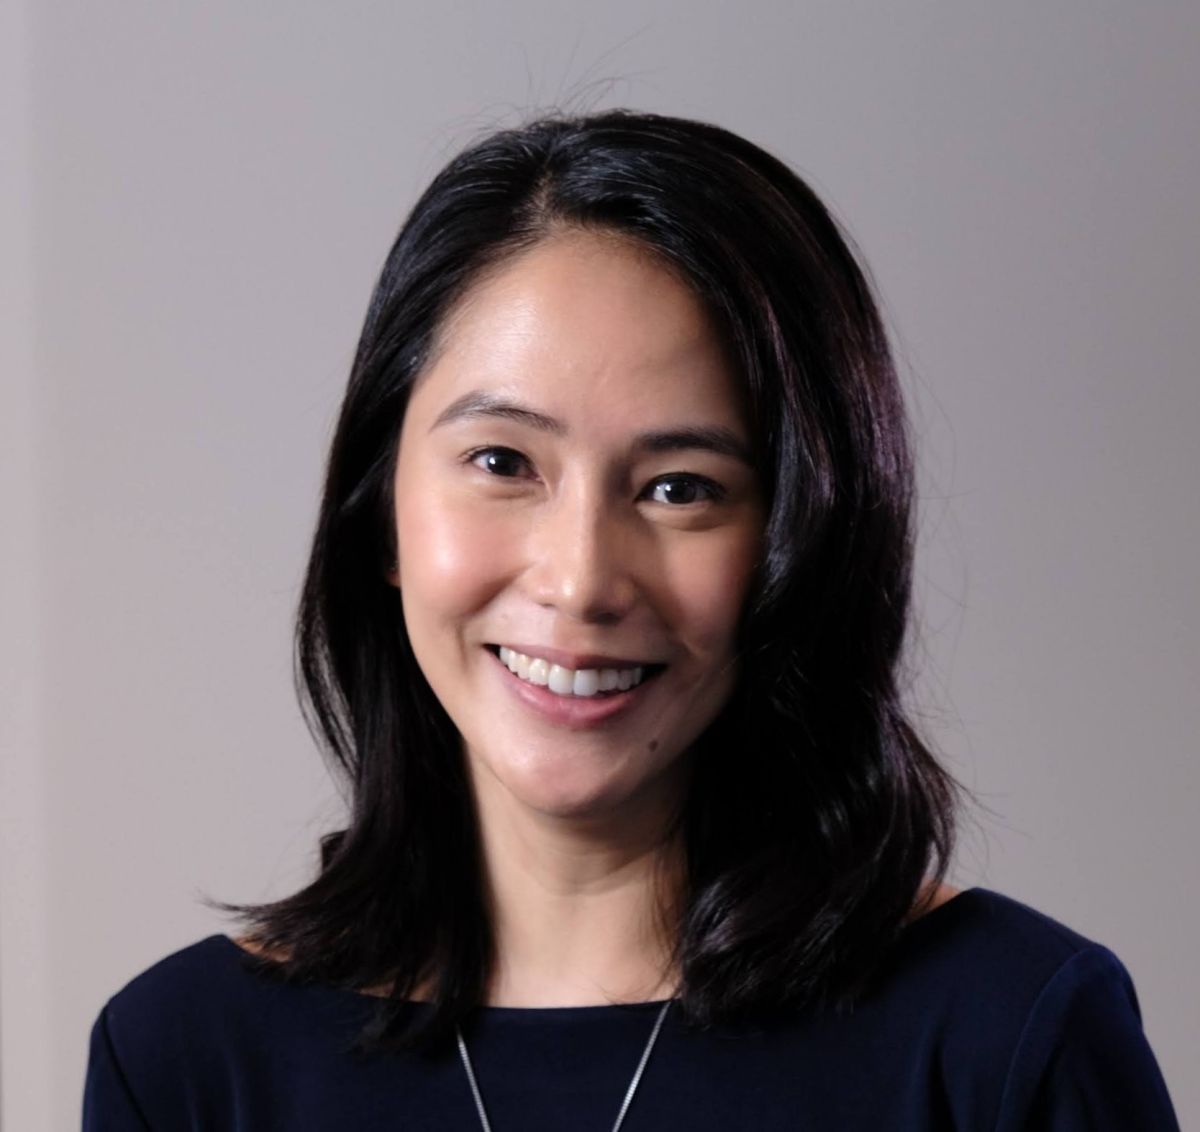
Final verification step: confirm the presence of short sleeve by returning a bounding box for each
[993,944,1180,1132]
[82,1004,152,1131]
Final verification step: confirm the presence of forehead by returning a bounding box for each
[410,230,748,434]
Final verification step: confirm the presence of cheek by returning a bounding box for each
[394,490,512,616]
[661,531,760,657]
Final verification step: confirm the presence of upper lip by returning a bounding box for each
[490,643,665,671]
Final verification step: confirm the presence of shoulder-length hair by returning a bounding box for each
[212,108,966,1054]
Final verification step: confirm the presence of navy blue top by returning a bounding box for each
[82,888,1180,1130]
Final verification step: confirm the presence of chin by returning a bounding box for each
[469,738,688,827]
[497,762,632,820]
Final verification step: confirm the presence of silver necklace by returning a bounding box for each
[455,998,673,1132]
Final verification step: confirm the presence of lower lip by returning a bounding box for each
[486,648,659,729]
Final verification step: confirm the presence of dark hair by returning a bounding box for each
[210,108,967,1055]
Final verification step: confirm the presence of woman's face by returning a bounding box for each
[391,230,765,825]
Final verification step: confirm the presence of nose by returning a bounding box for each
[523,485,640,625]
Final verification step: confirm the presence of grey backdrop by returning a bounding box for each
[2,2,1196,1127]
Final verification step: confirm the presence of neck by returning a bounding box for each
[471,778,686,1008]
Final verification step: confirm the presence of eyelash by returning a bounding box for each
[461,445,727,505]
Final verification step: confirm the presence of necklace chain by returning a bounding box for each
[455,998,673,1132]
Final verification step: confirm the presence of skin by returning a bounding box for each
[389,229,767,1005]
[237,229,961,999]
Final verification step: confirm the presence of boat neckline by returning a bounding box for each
[213,885,986,1015]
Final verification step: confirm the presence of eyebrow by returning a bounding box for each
[430,390,755,466]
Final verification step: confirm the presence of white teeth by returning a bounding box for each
[573,669,600,696]
[495,647,651,698]
[548,664,574,695]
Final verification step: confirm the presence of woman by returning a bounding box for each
[83,110,1180,1130]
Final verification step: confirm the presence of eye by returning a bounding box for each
[463,446,534,478]
[643,475,726,506]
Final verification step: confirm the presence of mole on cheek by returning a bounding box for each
[649,739,659,752]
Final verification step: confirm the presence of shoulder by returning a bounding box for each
[898,885,1100,976]
[93,936,268,1092]
[85,935,373,1127]
[881,887,1179,1130]
[891,885,1137,1033]
[85,936,249,1126]
[101,934,263,1039]
[98,932,377,1052]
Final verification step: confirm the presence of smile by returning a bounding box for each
[488,645,666,698]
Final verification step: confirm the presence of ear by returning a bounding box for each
[384,556,401,589]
